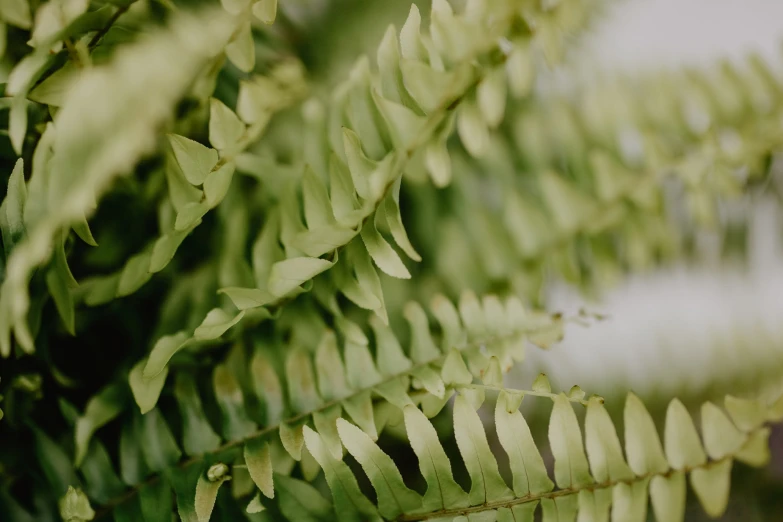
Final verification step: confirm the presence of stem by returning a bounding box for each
[398,457,732,521]
[94,324,551,519]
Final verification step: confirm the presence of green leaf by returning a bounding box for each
[664,399,706,470]
[117,251,153,297]
[140,408,181,472]
[168,134,219,185]
[690,459,732,518]
[360,218,410,279]
[252,0,277,24]
[481,356,503,387]
[268,257,333,297]
[404,301,440,363]
[75,383,126,467]
[209,98,245,152]
[315,329,350,400]
[369,314,412,377]
[337,418,422,518]
[32,425,78,496]
[382,178,421,261]
[150,229,190,273]
[584,397,633,482]
[453,393,513,505]
[624,392,668,475]
[245,439,274,499]
[411,365,445,399]
[119,415,150,485]
[173,373,221,455]
[735,427,771,467]
[477,67,506,128]
[218,287,275,310]
[195,467,231,522]
[313,404,344,459]
[0,159,26,258]
[457,99,489,157]
[139,477,172,522]
[495,390,554,496]
[280,422,304,461]
[344,339,383,390]
[372,88,426,149]
[143,331,189,380]
[59,487,95,522]
[213,364,257,440]
[549,394,593,489]
[540,495,578,522]
[303,426,379,521]
[343,390,378,441]
[650,472,685,522]
[275,473,333,522]
[285,347,321,414]
[251,350,285,425]
[194,308,245,340]
[724,395,766,432]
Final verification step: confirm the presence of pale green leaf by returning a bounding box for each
[143,331,190,380]
[74,383,125,466]
[664,399,706,470]
[369,314,412,377]
[285,347,321,414]
[584,398,633,482]
[532,373,552,394]
[168,134,219,185]
[209,98,245,151]
[361,218,411,279]
[203,162,235,207]
[734,427,770,467]
[403,404,469,511]
[245,439,274,499]
[724,395,766,432]
[268,257,333,297]
[624,392,668,475]
[611,478,649,522]
[549,394,593,489]
[313,404,344,459]
[441,349,473,386]
[218,287,275,310]
[303,426,379,521]
[690,459,732,518]
[457,99,489,157]
[337,418,422,518]
[252,0,277,24]
[226,20,255,72]
[343,390,378,441]
[454,393,513,505]
[344,339,383,390]
[495,390,553,496]
[130,359,168,415]
[650,472,685,522]
[315,329,350,400]
[382,178,421,261]
[701,401,745,460]
[213,364,256,440]
[280,422,305,461]
[404,301,440,363]
[411,365,446,399]
[195,469,230,522]
[193,308,245,340]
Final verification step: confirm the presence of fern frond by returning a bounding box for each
[126,0,600,372]
[62,290,558,518]
[0,9,237,356]
[303,383,782,522]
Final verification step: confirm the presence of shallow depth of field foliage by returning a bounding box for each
[1,0,783,521]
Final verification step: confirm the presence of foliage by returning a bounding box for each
[0,0,782,521]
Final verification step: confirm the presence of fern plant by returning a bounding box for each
[1,0,782,521]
